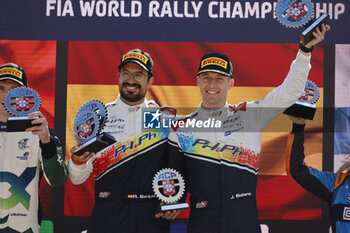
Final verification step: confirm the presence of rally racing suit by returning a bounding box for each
[68,96,176,233]
[168,51,311,233]
[0,123,67,233]
[287,123,350,233]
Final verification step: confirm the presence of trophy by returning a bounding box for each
[152,168,189,212]
[73,100,116,156]
[4,87,41,132]
[300,14,329,46]
[275,0,314,29]
[275,1,330,46]
[283,80,320,120]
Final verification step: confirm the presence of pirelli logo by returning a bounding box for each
[343,207,350,221]
[122,52,148,64]
[0,68,22,79]
[201,57,227,69]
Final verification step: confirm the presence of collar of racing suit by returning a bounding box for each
[196,101,229,119]
[113,94,150,113]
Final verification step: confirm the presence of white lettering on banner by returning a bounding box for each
[232,2,244,18]
[46,0,56,16]
[108,1,119,16]
[79,0,142,17]
[46,0,74,16]
[316,3,345,20]
[220,2,230,18]
[174,1,183,17]
[132,1,142,17]
[149,1,160,17]
[80,0,95,16]
[45,0,346,20]
[245,2,259,18]
[261,2,272,18]
[96,0,107,17]
[208,2,217,18]
[161,2,173,17]
[208,2,274,19]
[149,1,203,18]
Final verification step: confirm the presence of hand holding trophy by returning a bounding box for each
[275,0,330,48]
[73,100,116,156]
[4,87,42,132]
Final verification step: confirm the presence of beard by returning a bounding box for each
[119,82,146,103]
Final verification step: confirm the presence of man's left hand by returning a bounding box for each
[26,111,50,144]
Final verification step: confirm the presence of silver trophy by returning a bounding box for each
[283,80,320,120]
[152,168,189,212]
[73,100,115,156]
[4,87,41,132]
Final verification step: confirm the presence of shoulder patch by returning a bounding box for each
[147,100,159,107]
[231,102,247,111]
[335,172,348,190]
[160,106,177,116]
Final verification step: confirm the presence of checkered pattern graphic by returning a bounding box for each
[287,3,306,20]
[16,97,29,110]
[163,180,176,196]
[300,89,310,100]
[80,121,92,137]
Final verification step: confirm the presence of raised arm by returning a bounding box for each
[286,115,334,202]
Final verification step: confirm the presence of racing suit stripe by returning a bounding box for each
[167,138,188,203]
[40,129,67,187]
[95,138,168,180]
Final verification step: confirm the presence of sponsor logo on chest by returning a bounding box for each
[18,138,29,150]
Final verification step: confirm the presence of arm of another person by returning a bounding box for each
[27,111,68,187]
[286,115,334,202]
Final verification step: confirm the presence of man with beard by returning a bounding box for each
[68,49,178,233]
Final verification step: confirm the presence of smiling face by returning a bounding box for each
[197,72,234,109]
[0,79,22,121]
[118,62,154,106]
